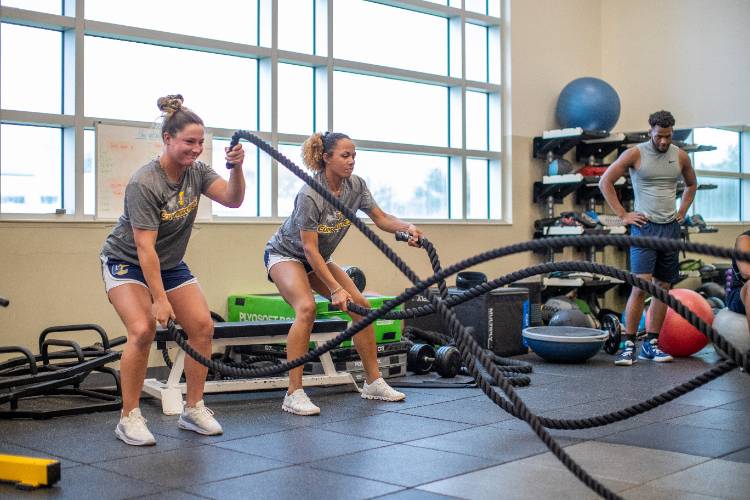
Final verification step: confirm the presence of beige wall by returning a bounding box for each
[602,0,750,131]
[510,0,603,137]
[0,220,537,353]
[1,0,748,356]
[509,0,605,264]
[600,0,750,257]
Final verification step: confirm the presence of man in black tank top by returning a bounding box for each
[599,110,697,366]
[726,230,750,331]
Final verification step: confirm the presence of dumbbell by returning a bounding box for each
[434,345,462,378]
[407,343,462,378]
[407,343,435,374]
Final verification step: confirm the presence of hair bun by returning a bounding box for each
[157,94,185,114]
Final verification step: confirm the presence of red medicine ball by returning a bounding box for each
[658,288,713,357]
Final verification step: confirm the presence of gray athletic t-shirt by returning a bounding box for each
[101,159,220,269]
[631,141,682,224]
[266,170,377,261]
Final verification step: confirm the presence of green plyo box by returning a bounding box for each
[227,293,403,348]
[228,293,328,322]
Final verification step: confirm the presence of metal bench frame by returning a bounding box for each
[142,319,359,415]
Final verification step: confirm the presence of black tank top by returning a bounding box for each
[731,229,750,288]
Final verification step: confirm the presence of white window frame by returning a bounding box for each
[689,127,747,223]
[0,0,510,222]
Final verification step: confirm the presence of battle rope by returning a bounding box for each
[166,130,750,499]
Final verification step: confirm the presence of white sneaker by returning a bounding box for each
[178,400,223,435]
[116,408,156,446]
[282,389,321,416]
[361,377,406,402]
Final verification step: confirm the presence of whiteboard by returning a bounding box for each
[95,123,213,221]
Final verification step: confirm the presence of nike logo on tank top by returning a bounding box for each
[630,141,681,224]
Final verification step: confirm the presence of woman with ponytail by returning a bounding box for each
[264,131,423,416]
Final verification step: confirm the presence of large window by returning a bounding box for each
[277,143,306,217]
[1,24,62,114]
[333,1,448,75]
[334,71,449,147]
[278,1,313,54]
[355,150,449,219]
[85,0,259,46]
[84,37,258,128]
[1,124,61,214]
[693,176,738,222]
[1,0,505,221]
[278,64,314,136]
[1,0,62,15]
[689,127,745,222]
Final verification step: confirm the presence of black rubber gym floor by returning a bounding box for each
[2,346,749,499]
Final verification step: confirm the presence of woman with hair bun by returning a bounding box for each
[100,95,246,445]
[265,131,423,416]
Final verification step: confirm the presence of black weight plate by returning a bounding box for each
[601,313,621,355]
[435,345,461,378]
[407,343,435,374]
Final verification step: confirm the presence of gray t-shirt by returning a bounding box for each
[101,159,220,269]
[266,170,377,261]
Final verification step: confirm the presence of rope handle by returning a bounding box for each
[395,230,422,247]
[225,134,241,169]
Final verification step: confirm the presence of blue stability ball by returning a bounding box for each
[556,77,621,132]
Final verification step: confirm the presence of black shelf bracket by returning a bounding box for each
[576,137,624,163]
[532,136,582,159]
[533,179,584,203]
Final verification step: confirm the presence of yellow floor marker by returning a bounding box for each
[0,454,60,489]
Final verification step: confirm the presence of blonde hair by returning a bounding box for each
[156,94,204,139]
[301,131,350,171]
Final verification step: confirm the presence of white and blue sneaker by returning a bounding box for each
[361,377,406,401]
[282,389,321,416]
[614,340,637,366]
[178,400,223,435]
[116,408,156,446]
[639,338,673,362]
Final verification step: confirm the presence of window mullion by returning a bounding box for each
[1,0,506,222]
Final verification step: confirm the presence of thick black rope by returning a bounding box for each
[403,325,450,345]
[427,241,450,300]
[403,326,532,374]
[401,326,532,385]
[399,256,741,428]
[164,132,618,498]
[161,346,173,369]
[167,245,743,500]
[420,277,617,498]
[345,238,750,371]
[414,253,738,500]
[358,248,743,427]
[415,238,536,383]
[393,260,739,426]
[167,131,750,499]
[348,240,750,322]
